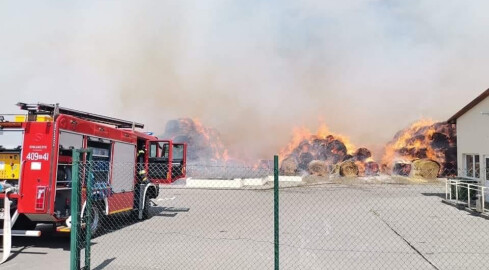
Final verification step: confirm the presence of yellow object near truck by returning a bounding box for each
[0,153,20,180]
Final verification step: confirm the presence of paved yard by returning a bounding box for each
[3,181,489,269]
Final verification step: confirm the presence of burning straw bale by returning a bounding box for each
[354,159,379,177]
[326,140,348,164]
[280,157,298,176]
[163,118,229,164]
[308,160,328,176]
[298,152,314,171]
[381,120,457,175]
[279,126,378,177]
[365,161,380,176]
[354,148,372,162]
[393,161,412,176]
[410,159,440,179]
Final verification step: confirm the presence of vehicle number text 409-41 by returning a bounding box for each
[26,152,49,161]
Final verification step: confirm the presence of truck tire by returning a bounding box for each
[83,205,103,236]
[142,193,152,220]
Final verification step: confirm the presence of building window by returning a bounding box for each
[464,154,480,178]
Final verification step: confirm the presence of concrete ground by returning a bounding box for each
[2,180,489,269]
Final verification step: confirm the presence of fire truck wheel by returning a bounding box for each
[142,193,152,220]
[83,205,103,235]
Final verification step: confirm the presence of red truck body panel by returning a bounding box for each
[1,108,187,224]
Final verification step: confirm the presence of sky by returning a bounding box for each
[1,1,489,161]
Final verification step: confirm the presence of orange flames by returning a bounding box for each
[278,123,380,176]
[163,118,230,163]
[279,123,356,161]
[381,119,457,173]
[192,118,230,162]
[162,117,456,177]
[382,119,436,165]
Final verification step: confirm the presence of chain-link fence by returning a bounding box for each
[70,158,489,270]
[279,169,489,269]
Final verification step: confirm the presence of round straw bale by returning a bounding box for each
[308,160,329,176]
[410,159,440,179]
[280,156,298,176]
[339,160,359,177]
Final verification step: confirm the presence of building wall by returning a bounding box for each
[457,96,489,187]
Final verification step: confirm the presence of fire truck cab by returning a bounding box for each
[0,103,187,238]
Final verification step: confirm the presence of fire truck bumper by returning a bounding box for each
[0,229,41,237]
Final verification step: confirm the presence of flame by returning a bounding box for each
[164,118,230,163]
[192,118,211,141]
[381,119,456,172]
[279,127,311,160]
[316,123,356,154]
[279,123,356,162]
[196,119,229,161]
[355,160,366,176]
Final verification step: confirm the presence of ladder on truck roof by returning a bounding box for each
[17,102,144,129]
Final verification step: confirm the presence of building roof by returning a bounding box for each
[447,88,489,123]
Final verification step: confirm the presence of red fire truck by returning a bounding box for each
[0,103,187,260]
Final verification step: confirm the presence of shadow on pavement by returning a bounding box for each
[95,205,190,238]
[93,257,116,270]
[421,192,446,199]
[0,224,70,262]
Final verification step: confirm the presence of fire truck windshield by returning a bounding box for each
[0,129,23,151]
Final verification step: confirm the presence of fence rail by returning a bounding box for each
[445,179,489,215]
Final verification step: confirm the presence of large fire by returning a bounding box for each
[160,118,457,179]
[381,119,457,175]
[163,118,229,164]
[279,124,356,160]
[279,124,378,176]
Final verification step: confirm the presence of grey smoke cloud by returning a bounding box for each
[1,1,489,161]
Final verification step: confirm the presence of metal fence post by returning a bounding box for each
[85,157,93,270]
[70,150,81,270]
[455,182,459,201]
[274,155,279,270]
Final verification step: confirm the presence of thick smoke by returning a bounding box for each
[2,1,489,161]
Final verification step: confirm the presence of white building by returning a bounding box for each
[448,88,489,187]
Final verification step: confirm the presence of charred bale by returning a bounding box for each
[327,140,347,164]
[414,148,428,159]
[440,146,457,176]
[365,161,380,176]
[312,139,329,160]
[393,162,412,176]
[298,152,314,171]
[430,132,449,150]
[354,148,372,162]
[327,140,347,155]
